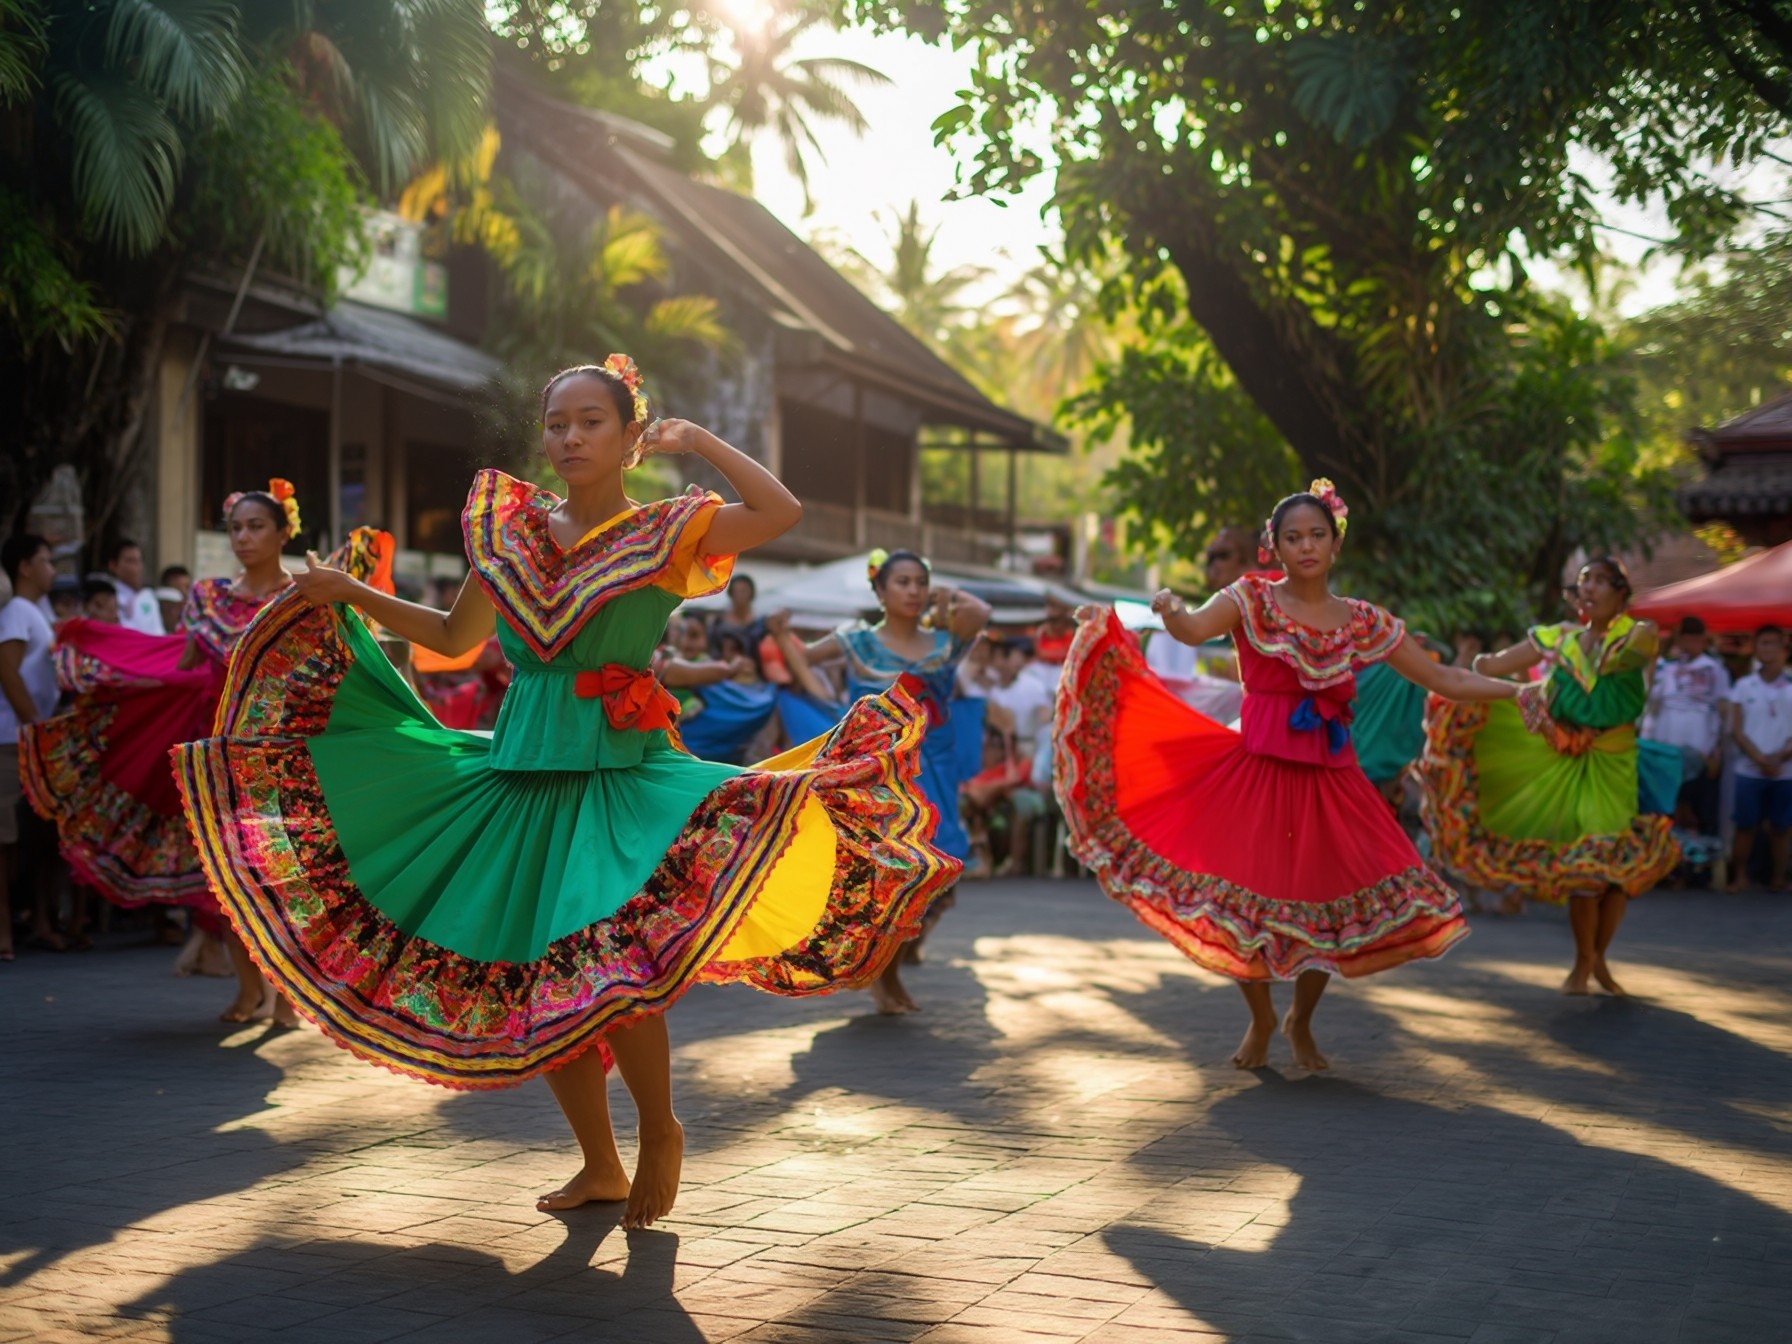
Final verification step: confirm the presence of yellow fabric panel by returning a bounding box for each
[714,793,837,961]
[653,498,737,598]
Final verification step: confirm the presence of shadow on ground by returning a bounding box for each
[1107,1078,1791,1344]
[116,1214,724,1342]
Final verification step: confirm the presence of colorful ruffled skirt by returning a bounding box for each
[172,593,961,1090]
[1054,614,1468,980]
[1420,699,1679,902]
[20,622,218,908]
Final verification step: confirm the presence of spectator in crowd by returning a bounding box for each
[1727,624,1792,891]
[986,636,1051,754]
[1644,615,1730,836]
[80,576,121,624]
[712,575,767,672]
[660,615,752,722]
[47,575,82,625]
[154,586,187,633]
[1149,524,1264,684]
[956,633,1001,700]
[105,537,165,634]
[1,534,65,959]
[158,564,193,599]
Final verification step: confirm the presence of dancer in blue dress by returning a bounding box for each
[774,549,990,1013]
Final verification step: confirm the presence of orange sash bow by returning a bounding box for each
[574,664,680,732]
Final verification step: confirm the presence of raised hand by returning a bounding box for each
[1150,588,1186,618]
[292,552,357,608]
[638,418,704,458]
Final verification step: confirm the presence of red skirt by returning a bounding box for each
[1054,612,1468,980]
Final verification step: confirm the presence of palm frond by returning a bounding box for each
[105,0,245,121]
[0,0,47,105]
[644,294,728,347]
[594,208,670,290]
[789,56,893,88]
[412,0,492,168]
[53,70,182,254]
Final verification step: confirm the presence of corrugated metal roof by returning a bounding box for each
[218,300,499,394]
[494,69,1058,449]
[1677,457,1792,516]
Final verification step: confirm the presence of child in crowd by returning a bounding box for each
[1727,624,1791,891]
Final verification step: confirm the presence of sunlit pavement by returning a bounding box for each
[3,879,1790,1344]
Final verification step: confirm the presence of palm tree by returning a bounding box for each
[703,7,890,212]
[834,199,991,356]
[1,0,492,535]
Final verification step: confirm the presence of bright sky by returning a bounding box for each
[714,25,1062,296]
[676,16,1782,319]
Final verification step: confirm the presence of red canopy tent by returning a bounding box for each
[1630,540,1792,631]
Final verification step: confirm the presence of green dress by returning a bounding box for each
[1419,616,1678,902]
[174,469,960,1089]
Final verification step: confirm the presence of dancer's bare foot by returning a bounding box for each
[623,1120,684,1229]
[536,1165,630,1213]
[1281,1012,1329,1071]
[219,989,260,1023]
[1561,961,1592,996]
[1232,1017,1275,1069]
[1591,956,1628,997]
[870,960,918,1015]
[270,995,300,1028]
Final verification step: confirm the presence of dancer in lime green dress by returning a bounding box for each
[174,356,960,1227]
[1420,557,1678,995]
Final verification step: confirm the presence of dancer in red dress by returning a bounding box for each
[1054,483,1531,1070]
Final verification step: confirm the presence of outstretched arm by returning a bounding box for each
[1388,637,1519,702]
[1148,588,1244,647]
[1472,637,1543,679]
[291,562,497,658]
[662,655,751,689]
[643,420,801,555]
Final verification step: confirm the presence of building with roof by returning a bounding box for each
[494,69,1061,569]
[1680,391,1792,549]
[126,73,1051,589]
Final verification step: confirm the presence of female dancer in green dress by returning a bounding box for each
[175,357,960,1228]
[1421,557,1679,995]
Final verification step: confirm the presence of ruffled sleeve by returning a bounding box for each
[1349,600,1405,666]
[652,490,736,599]
[1528,623,1568,655]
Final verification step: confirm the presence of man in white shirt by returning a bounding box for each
[1727,625,1792,891]
[1645,615,1730,835]
[105,537,165,635]
[986,636,1052,752]
[1,534,65,957]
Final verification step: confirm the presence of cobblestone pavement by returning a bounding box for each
[3,879,1790,1343]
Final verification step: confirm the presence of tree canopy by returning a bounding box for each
[856,0,1792,629]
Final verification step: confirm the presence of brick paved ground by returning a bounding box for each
[2,879,1790,1343]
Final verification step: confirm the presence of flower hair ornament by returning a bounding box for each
[1308,478,1349,536]
[222,478,302,538]
[603,353,651,424]
[866,547,932,589]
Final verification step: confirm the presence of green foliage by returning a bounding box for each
[183,67,368,296]
[854,0,1790,628]
[0,187,110,351]
[1621,229,1792,452]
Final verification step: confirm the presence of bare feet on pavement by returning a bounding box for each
[1592,956,1628,997]
[1561,960,1592,995]
[1232,1016,1275,1069]
[1281,1012,1330,1070]
[623,1120,684,1229]
[536,1166,630,1212]
[871,960,919,1014]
